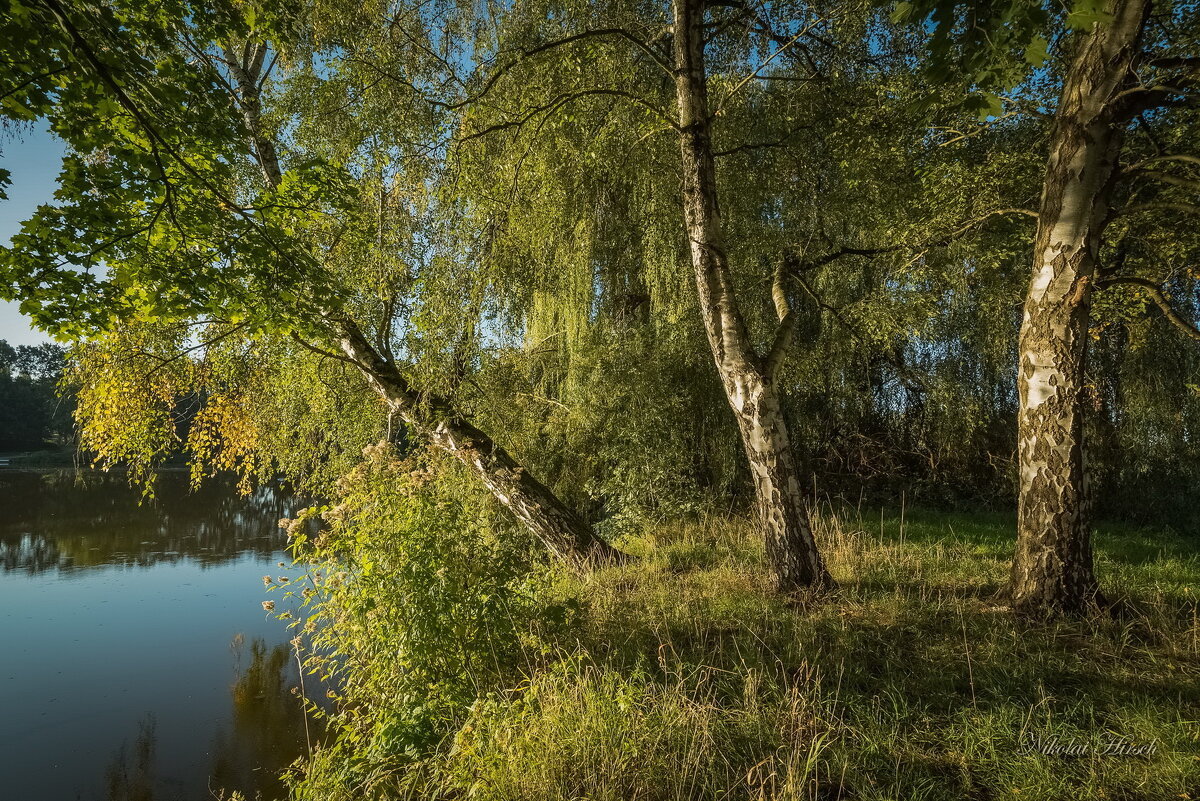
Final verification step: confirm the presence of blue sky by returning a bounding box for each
[1,124,65,346]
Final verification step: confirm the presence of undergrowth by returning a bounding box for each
[280,449,1200,801]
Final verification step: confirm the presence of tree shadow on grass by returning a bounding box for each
[572,551,1200,801]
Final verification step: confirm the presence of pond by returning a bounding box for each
[0,471,316,801]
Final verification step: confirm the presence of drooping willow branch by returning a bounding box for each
[762,206,1039,379]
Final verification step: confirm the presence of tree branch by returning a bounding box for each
[1116,201,1200,217]
[712,16,826,115]
[459,88,678,143]
[1097,275,1200,342]
[713,123,812,157]
[764,256,798,379]
[1125,153,1200,171]
[1146,55,1200,70]
[1126,169,1200,192]
[428,27,672,114]
[0,63,69,103]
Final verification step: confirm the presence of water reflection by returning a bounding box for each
[0,471,317,801]
[105,716,158,801]
[0,471,296,572]
[211,635,323,798]
[97,635,322,801]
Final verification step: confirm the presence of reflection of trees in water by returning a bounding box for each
[209,634,321,800]
[0,472,314,573]
[0,533,66,571]
[97,636,321,801]
[104,715,157,801]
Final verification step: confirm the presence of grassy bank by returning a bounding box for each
[291,503,1200,801]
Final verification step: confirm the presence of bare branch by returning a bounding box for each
[429,27,672,114]
[0,64,69,103]
[1127,169,1200,192]
[1125,153,1200,171]
[459,88,678,143]
[1116,201,1200,217]
[713,15,827,115]
[713,123,812,156]
[1146,55,1200,71]
[291,332,365,367]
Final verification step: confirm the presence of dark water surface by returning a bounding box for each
[0,471,314,801]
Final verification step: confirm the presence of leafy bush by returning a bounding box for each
[284,444,567,799]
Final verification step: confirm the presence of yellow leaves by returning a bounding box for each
[68,333,188,488]
[187,389,263,494]
[68,322,278,494]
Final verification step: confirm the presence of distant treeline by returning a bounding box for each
[0,340,73,451]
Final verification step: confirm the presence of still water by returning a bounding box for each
[0,471,315,801]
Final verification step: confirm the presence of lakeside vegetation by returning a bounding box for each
[3,0,1200,798]
[0,339,72,453]
[280,449,1199,800]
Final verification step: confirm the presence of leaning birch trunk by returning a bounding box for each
[224,42,625,566]
[670,0,832,592]
[336,319,626,565]
[1009,0,1149,615]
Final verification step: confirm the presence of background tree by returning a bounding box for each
[0,340,73,449]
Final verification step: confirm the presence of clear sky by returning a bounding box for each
[1,124,66,347]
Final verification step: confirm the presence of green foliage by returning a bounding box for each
[66,323,381,493]
[884,0,1112,118]
[470,326,739,531]
[283,444,568,797]
[0,0,352,339]
[0,339,73,449]
[4,0,1197,522]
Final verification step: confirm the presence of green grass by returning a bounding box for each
[297,508,1200,801]
[429,510,1200,801]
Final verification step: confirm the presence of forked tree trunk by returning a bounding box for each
[671,0,832,592]
[1009,0,1149,616]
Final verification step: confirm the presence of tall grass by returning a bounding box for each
[291,508,1200,801]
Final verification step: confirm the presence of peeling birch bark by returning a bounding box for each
[1009,0,1150,616]
[671,0,831,592]
[336,320,627,565]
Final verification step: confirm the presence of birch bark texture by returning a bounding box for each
[671,0,832,592]
[1010,0,1150,615]
[336,320,626,565]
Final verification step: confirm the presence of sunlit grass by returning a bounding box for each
[294,508,1200,801]
[436,510,1200,801]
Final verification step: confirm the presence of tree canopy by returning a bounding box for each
[1,0,1198,560]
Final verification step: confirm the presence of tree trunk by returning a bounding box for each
[1009,0,1149,616]
[337,318,627,565]
[224,47,624,567]
[670,0,832,592]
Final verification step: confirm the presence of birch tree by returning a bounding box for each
[0,0,627,565]
[894,0,1200,615]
